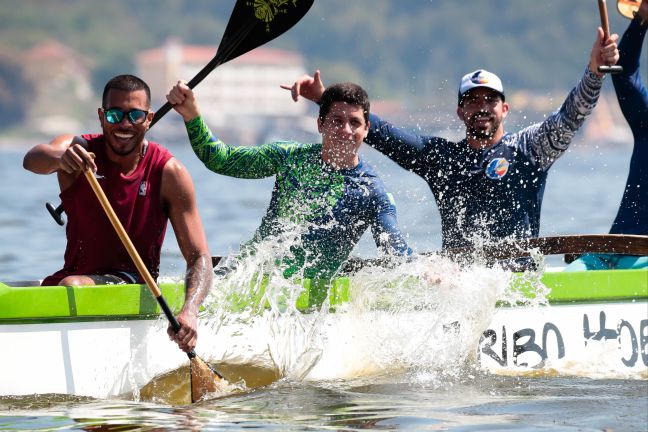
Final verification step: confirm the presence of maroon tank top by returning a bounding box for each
[42,135,173,285]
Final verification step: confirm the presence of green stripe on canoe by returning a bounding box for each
[224,277,349,313]
[0,278,350,323]
[0,282,186,323]
[510,268,648,304]
[0,269,645,323]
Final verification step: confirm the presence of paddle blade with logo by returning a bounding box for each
[216,0,314,69]
[150,0,315,127]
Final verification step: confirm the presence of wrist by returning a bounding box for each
[181,303,199,316]
[586,64,604,81]
[182,112,200,123]
[184,114,202,125]
[588,61,605,78]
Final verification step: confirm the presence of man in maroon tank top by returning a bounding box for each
[23,75,212,353]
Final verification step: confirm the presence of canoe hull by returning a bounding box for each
[480,301,647,378]
[2,301,645,399]
[0,319,184,398]
[1,268,647,398]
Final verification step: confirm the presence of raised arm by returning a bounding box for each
[161,157,212,352]
[280,69,326,103]
[612,16,648,133]
[518,28,618,169]
[365,113,434,170]
[168,80,285,179]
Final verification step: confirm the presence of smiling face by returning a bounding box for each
[318,101,369,166]
[98,88,152,158]
[457,87,509,145]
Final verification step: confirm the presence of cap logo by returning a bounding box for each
[485,158,509,180]
[471,71,489,85]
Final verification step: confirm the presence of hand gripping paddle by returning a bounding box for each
[598,0,624,73]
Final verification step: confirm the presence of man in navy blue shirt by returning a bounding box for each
[282,30,619,250]
[567,1,648,271]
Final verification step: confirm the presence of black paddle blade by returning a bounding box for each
[150,0,315,127]
[213,0,315,73]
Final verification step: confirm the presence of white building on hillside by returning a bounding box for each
[136,39,313,145]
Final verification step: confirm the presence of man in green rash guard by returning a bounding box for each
[167,80,412,279]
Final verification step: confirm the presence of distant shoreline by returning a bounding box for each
[0,134,633,152]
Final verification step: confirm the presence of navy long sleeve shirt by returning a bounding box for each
[610,18,648,235]
[366,69,603,249]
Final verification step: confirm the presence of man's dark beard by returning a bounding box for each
[467,124,496,140]
[106,137,139,156]
[467,128,494,140]
[467,116,500,141]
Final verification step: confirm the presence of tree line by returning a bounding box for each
[0,0,632,130]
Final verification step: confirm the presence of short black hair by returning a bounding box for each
[102,74,151,108]
[319,82,370,123]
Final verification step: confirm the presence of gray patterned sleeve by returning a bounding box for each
[514,68,603,170]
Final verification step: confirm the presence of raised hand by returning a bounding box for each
[167,80,201,122]
[589,27,620,75]
[280,69,326,103]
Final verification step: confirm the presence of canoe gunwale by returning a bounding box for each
[1,268,646,323]
[0,314,164,325]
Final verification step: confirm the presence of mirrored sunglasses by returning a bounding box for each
[103,108,149,125]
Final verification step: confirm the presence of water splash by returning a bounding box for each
[310,254,511,379]
[134,229,560,403]
[195,246,522,388]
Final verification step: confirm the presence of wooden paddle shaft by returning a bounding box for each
[84,170,227,397]
[83,169,161,297]
[599,0,612,37]
[83,172,228,395]
[83,168,185,336]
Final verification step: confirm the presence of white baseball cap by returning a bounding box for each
[458,69,505,104]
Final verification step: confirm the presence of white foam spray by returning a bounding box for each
[196,241,520,386]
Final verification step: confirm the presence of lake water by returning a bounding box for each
[1,138,647,431]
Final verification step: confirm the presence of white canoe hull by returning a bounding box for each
[480,301,647,378]
[0,319,185,398]
[2,266,647,398]
[1,300,646,399]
